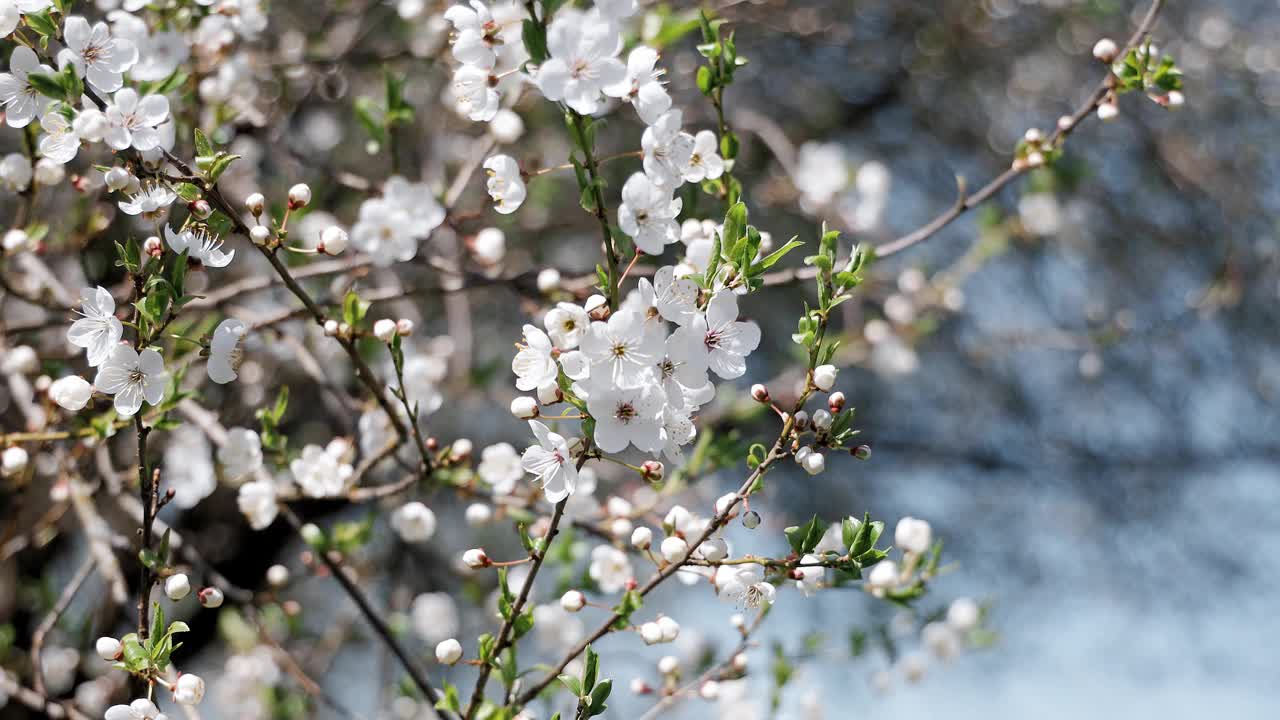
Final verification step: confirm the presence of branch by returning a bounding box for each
[31,557,96,696]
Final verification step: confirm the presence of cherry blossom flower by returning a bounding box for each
[512,324,558,392]
[173,674,205,705]
[0,46,54,128]
[118,183,177,217]
[716,564,775,608]
[795,555,823,597]
[452,64,499,121]
[290,441,354,498]
[483,154,526,214]
[351,197,415,264]
[443,0,500,70]
[534,9,626,115]
[603,45,670,125]
[411,592,459,644]
[218,427,262,483]
[520,419,578,502]
[580,310,665,388]
[58,16,139,94]
[628,265,699,327]
[544,302,589,349]
[104,88,170,151]
[164,225,235,268]
[668,289,761,379]
[391,502,438,543]
[207,318,247,384]
[0,152,31,191]
[236,478,278,530]
[681,130,724,183]
[104,698,168,720]
[586,383,665,453]
[618,172,682,255]
[37,111,80,165]
[588,544,632,593]
[478,442,523,494]
[641,111,693,187]
[67,286,123,367]
[50,375,92,412]
[93,345,168,417]
[0,1,51,38]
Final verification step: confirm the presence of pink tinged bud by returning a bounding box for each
[250,225,271,245]
[630,678,652,695]
[828,391,846,413]
[641,460,664,481]
[143,235,163,258]
[245,192,265,216]
[510,396,539,419]
[189,199,212,219]
[1092,38,1118,63]
[463,548,490,568]
[319,226,349,255]
[812,364,838,392]
[287,183,312,209]
[560,590,586,612]
[750,383,770,403]
[630,526,653,549]
[198,587,225,608]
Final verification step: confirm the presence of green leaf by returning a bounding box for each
[193,128,214,159]
[587,678,612,716]
[205,153,241,184]
[150,603,165,648]
[522,19,549,65]
[784,514,826,556]
[583,645,599,691]
[25,72,67,101]
[696,65,714,95]
[25,10,59,38]
[354,97,386,145]
[754,238,803,272]
[558,674,582,697]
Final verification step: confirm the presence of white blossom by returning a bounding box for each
[588,543,632,593]
[535,10,625,115]
[520,420,578,502]
[483,154,526,214]
[603,45,670,124]
[67,286,123,367]
[544,302,589,349]
[0,46,53,128]
[218,427,262,483]
[164,225,235,268]
[618,172,682,254]
[58,16,139,93]
[50,375,93,411]
[290,441,354,498]
[206,319,246,384]
[668,289,761,380]
[391,501,438,543]
[236,479,277,529]
[93,345,168,417]
[478,442,523,494]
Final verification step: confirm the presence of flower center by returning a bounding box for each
[614,402,635,423]
[610,342,628,359]
[704,329,722,350]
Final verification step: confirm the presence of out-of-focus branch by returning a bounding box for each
[31,557,96,696]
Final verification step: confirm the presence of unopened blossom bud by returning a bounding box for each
[660,536,688,563]
[435,638,463,665]
[95,636,122,661]
[34,375,50,392]
[730,613,746,629]
[657,615,680,642]
[699,680,721,700]
[631,526,653,550]
[1023,128,1043,144]
[867,560,899,590]
[489,109,525,144]
[584,294,609,321]
[714,492,739,516]
[1057,115,1073,131]
[536,268,560,293]
[813,364,838,391]
[323,319,340,336]
[640,621,664,645]
[742,510,761,529]
[319,226,349,255]
[244,192,265,216]
[751,383,770,403]
[287,183,311,209]
[266,564,290,587]
[947,597,980,631]
[853,444,872,460]
[1097,101,1119,122]
[1092,37,1118,63]
[812,409,832,430]
[465,502,492,526]
[536,381,561,405]
[730,653,747,671]
[50,376,92,412]
[104,166,130,192]
[189,199,212,219]
[1166,90,1185,109]
[2,446,29,477]
[698,537,728,562]
[173,673,206,705]
[610,517,633,539]
[894,517,933,554]
[463,548,490,568]
[630,678,652,695]
[472,227,506,264]
[510,396,538,419]
[165,573,191,600]
[560,590,586,613]
[250,225,271,245]
[657,655,680,674]
[450,438,473,461]
[143,235,163,257]
[1027,151,1045,167]
[640,460,663,481]
[802,451,826,476]
[794,445,812,466]
[396,318,414,336]
[828,391,846,413]
[373,318,398,342]
[3,228,30,252]
[793,411,810,431]
[199,587,225,609]
[300,523,325,548]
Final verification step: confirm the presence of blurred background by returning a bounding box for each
[3,0,1278,718]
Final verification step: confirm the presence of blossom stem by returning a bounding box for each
[567,110,621,310]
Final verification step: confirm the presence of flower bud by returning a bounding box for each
[657,655,680,674]
[640,621,664,645]
[300,523,325,548]
[319,226,349,255]
[853,444,872,460]
[812,409,832,430]
[750,383,770,403]
[323,319,340,336]
[250,225,271,245]
[189,199,212,219]
[287,183,311,209]
[867,560,899,590]
[465,502,492,526]
[489,109,524,144]
[698,537,728,562]
[536,381,561,405]
[450,438,473,461]
[396,318,414,336]
[2,446,29,477]
[373,318,398,343]
[472,227,506,264]
[1057,115,1073,131]
[104,166,131,192]
[95,636,122,661]
[1023,128,1043,144]
[435,638,463,665]
[143,235,163,257]
[1097,101,1119,122]
[3,228,30,252]
[198,587,225,609]
[560,590,586,613]
[584,294,609,321]
[742,510,761,529]
[730,613,746,629]
[50,376,92,412]
[463,548,490,568]
[793,411,810,431]
[794,445,812,466]
[730,653,748,671]
[164,573,191,600]
[266,564,290,587]
[657,615,680,643]
[631,526,653,550]
[894,517,933,554]
[812,364,838,391]
[245,192,265,216]
[640,460,663,481]
[536,268,561,293]
[828,391,846,413]
[609,517,633,539]
[1166,90,1185,109]
[1092,37,1118,63]
[173,673,206,705]
[699,681,720,700]
[802,451,826,476]
[510,396,538,419]
[660,536,688,563]
[947,597,980,631]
